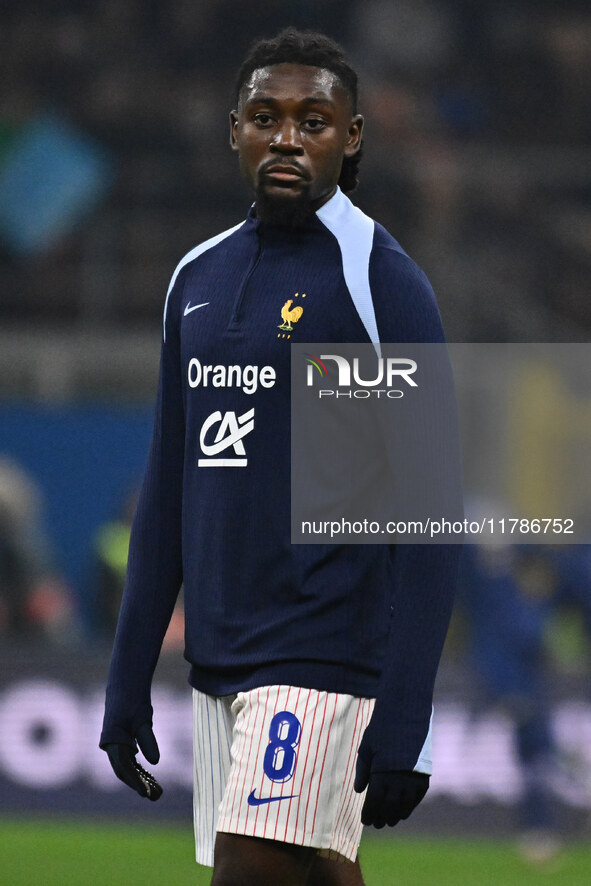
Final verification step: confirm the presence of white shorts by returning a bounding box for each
[192,685,375,867]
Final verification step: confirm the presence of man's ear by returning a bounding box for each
[229,111,239,151]
[344,114,364,158]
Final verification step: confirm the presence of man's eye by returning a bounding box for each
[254,114,273,126]
[303,118,326,131]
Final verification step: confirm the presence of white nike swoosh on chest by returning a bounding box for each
[184,302,210,315]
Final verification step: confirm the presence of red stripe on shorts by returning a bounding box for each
[258,686,283,835]
[273,685,301,842]
[294,688,320,840]
[341,700,373,845]
[281,686,310,844]
[309,693,339,836]
[332,697,365,840]
[301,692,330,839]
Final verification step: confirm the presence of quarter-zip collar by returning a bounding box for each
[246,186,345,235]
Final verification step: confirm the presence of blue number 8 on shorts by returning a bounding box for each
[263,711,302,783]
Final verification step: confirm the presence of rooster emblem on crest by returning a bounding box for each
[278,298,304,332]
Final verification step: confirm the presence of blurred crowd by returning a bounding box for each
[0,457,184,648]
[0,0,590,339]
[0,457,73,640]
[456,543,591,856]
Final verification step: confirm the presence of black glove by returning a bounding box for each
[354,756,429,828]
[103,723,163,801]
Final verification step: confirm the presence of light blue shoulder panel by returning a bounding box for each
[162,221,245,340]
[316,187,380,347]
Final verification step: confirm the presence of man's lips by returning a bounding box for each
[267,171,301,181]
[261,164,308,182]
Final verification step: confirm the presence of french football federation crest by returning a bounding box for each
[277,293,305,338]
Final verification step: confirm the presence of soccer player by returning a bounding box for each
[100,28,460,886]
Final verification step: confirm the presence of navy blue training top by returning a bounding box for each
[100,188,460,774]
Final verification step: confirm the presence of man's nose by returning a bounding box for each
[269,120,304,154]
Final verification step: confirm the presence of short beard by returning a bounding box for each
[254,184,315,229]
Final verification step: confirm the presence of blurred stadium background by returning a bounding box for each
[1,1,591,883]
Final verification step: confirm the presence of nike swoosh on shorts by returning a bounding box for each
[247,789,299,807]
